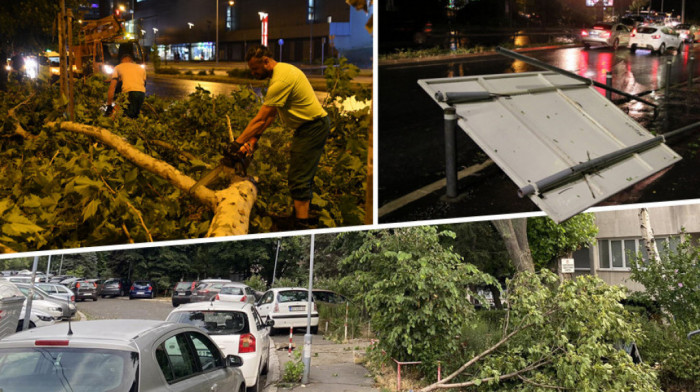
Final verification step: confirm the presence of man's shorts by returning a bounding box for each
[288,116,330,201]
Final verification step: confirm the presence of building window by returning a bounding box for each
[307,0,315,22]
[226,5,238,31]
[573,247,591,270]
[598,237,680,270]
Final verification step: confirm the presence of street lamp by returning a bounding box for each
[188,22,195,29]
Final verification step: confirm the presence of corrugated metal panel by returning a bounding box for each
[418,71,681,222]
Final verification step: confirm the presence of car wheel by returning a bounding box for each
[129,296,134,300]
[612,38,619,51]
[657,43,666,55]
[150,291,155,299]
[677,41,684,54]
[172,301,179,307]
[310,326,318,334]
[583,43,590,50]
[100,294,105,298]
[93,296,98,302]
[246,374,262,392]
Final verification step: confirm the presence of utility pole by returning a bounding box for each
[301,235,315,384]
[216,0,219,63]
[272,239,281,285]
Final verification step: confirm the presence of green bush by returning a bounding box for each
[243,274,267,292]
[184,70,193,76]
[282,349,304,383]
[637,320,700,391]
[317,302,369,341]
[271,277,303,288]
[154,67,180,75]
[197,70,207,76]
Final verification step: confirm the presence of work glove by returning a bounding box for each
[103,104,114,117]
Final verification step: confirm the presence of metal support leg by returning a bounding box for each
[444,107,458,198]
[690,56,695,87]
[606,71,613,101]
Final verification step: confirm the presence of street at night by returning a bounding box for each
[379,44,700,222]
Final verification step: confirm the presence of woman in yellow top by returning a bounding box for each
[230,45,330,230]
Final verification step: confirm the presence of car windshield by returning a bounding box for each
[168,310,249,335]
[637,27,658,34]
[278,290,311,303]
[593,24,612,30]
[175,282,192,290]
[0,347,138,392]
[220,286,244,295]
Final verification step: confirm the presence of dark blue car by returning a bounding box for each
[129,280,156,299]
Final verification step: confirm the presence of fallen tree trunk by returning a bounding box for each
[45,120,258,237]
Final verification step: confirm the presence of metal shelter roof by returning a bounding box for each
[418,71,681,222]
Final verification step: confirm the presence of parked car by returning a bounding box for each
[216,283,258,305]
[1,276,31,284]
[256,287,319,333]
[674,23,700,42]
[130,280,157,299]
[167,301,272,392]
[312,289,348,304]
[35,283,75,303]
[13,283,76,320]
[86,279,103,296]
[581,22,631,50]
[0,319,247,392]
[171,280,198,307]
[12,287,64,321]
[190,279,232,303]
[101,277,131,297]
[67,280,98,302]
[16,307,56,332]
[630,25,683,54]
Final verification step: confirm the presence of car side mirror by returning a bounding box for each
[266,319,275,328]
[226,354,244,368]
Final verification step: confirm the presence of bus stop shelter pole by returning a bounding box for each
[444,107,458,198]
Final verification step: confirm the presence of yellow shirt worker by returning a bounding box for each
[230,45,330,230]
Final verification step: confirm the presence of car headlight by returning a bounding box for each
[37,314,53,322]
[140,64,145,69]
[103,64,114,74]
[50,307,62,312]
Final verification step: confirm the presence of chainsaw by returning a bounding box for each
[189,143,255,194]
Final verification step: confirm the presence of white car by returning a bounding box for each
[581,22,631,50]
[256,287,319,333]
[216,283,257,305]
[18,298,62,321]
[17,307,56,331]
[167,301,272,392]
[630,25,684,54]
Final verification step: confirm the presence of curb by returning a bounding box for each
[263,342,281,392]
[379,44,582,67]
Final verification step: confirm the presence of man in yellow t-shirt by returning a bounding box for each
[107,43,146,118]
[229,45,329,229]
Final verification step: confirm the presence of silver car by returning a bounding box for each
[35,283,75,303]
[0,319,247,392]
[581,22,631,50]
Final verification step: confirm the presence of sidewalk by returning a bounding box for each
[274,334,377,392]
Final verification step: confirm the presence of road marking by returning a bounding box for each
[378,159,494,217]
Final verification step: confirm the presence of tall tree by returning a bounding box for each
[492,218,535,273]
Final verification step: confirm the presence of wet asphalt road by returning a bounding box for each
[146,76,248,100]
[378,44,700,222]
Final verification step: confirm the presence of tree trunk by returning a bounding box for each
[493,218,535,272]
[638,208,660,263]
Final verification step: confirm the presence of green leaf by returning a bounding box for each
[82,199,101,222]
